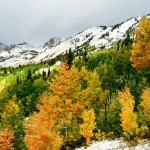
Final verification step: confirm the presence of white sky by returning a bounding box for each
[0,0,149,46]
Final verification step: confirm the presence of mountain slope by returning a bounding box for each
[0,42,42,67]
[0,14,149,68]
[32,16,141,63]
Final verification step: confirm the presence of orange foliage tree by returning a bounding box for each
[51,63,102,144]
[25,63,103,148]
[118,87,138,137]
[51,63,82,143]
[25,94,63,150]
[131,16,150,71]
[0,127,14,150]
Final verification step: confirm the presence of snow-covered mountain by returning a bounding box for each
[0,14,149,68]
[32,16,142,63]
[0,42,6,49]
[0,42,43,67]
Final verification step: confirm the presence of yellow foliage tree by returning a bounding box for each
[51,63,102,144]
[118,87,138,136]
[51,63,82,142]
[2,95,20,118]
[77,68,103,108]
[26,63,103,148]
[0,80,6,93]
[51,63,81,99]
[141,88,150,122]
[80,109,96,145]
[131,16,150,71]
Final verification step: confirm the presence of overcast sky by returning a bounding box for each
[0,0,149,46]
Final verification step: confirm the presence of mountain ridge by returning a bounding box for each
[0,14,149,68]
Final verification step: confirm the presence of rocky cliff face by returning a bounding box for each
[43,37,64,49]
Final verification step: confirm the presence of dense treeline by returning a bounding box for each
[0,16,150,150]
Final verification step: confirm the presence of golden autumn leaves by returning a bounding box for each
[25,63,102,149]
[80,109,95,145]
[131,16,150,72]
[120,16,150,137]
[1,16,150,150]
[118,87,150,138]
[24,16,150,148]
[118,88,138,136]
[24,63,150,150]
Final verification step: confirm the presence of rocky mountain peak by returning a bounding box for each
[43,37,64,49]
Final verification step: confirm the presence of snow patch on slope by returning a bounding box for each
[35,61,61,75]
[76,139,150,150]
[0,42,43,67]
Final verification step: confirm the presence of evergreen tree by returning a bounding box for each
[27,69,32,81]
[3,68,7,75]
[9,68,12,74]
[124,33,131,46]
[47,68,51,77]
[117,40,121,51]
[42,70,46,78]
[66,49,74,69]
[16,76,20,85]
[83,49,88,63]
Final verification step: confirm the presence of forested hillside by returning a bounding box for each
[0,16,150,150]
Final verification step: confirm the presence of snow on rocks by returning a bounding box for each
[35,61,61,75]
[75,139,150,150]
